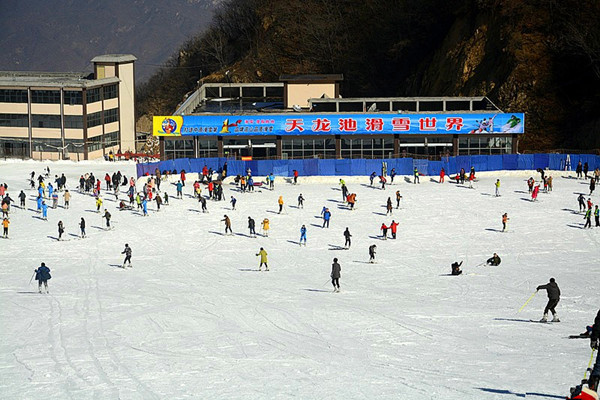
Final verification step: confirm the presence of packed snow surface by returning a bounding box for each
[0,160,598,399]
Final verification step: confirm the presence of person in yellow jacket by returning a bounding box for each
[96,196,103,212]
[63,190,71,209]
[278,196,284,214]
[2,217,9,238]
[262,218,270,237]
[256,247,269,271]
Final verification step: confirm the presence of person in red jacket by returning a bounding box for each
[439,168,445,183]
[104,173,112,190]
[96,179,101,193]
[202,165,208,180]
[180,170,186,186]
[208,181,214,199]
[380,223,388,240]
[293,169,299,185]
[531,185,540,201]
[390,220,399,239]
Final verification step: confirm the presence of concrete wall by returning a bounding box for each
[117,62,136,152]
[287,83,336,109]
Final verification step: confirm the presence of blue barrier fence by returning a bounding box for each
[136,154,600,178]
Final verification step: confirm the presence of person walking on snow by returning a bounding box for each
[142,198,148,216]
[79,217,86,238]
[121,244,132,267]
[297,194,304,208]
[590,178,596,196]
[222,215,232,235]
[578,194,586,212]
[248,217,256,237]
[584,207,593,228]
[96,196,103,212]
[57,220,64,240]
[531,184,540,201]
[64,190,71,209]
[527,177,535,193]
[536,278,560,322]
[396,191,402,209]
[18,190,26,208]
[199,196,207,213]
[439,168,445,183]
[322,208,331,228]
[502,213,509,232]
[261,218,270,236]
[343,227,352,248]
[331,258,341,292]
[278,196,284,214]
[103,210,112,229]
[256,247,269,271]
[495,179,501,197]
[230,196,237,210]
[176,181,183,198]
[390,220,399,239]
[369,245,377,263]
[2,217,9,238]
[386,197,393,215]
[41,201,48,220]
[300,225,307,246]
[34,262,51,293]
[380,223,388,240]
[413,168,420,184]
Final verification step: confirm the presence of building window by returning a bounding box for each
[64,115,83,129]
[87,111,102,127]
[31,90,61,104]
[282,138,336,159]
[0,113,28,127]
[104,131,120,147]
[64,91,83,105]
[32,138,63,152]
[0,138,30,157]
[103,85,118,100]
[104,108,119,124]
[341,138,394,159]
[0,89,28,103]
[86,88,101,103]
[88,135,103,152]
[164,139,194,159]
[198,139,218,158]
[458,136,512,155]
[32,114,61,129]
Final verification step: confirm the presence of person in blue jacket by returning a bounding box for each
[300,225,307,245]
[142,198,148,216]
[41,201,48,220]
[36,195,43,212]
[369,172,377,186]
[176,181,183,198]
[322,208,331,228]
[35,262,51,293]
[247,176,254,192]
[48,183,54,199]
[268,173,275,189]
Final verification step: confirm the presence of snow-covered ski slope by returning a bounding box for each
[1,160,598,399]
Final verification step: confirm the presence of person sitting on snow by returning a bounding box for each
[451,261,463,276]
[486,253,501,266]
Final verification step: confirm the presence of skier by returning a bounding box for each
[256,247,269,271]
[155,194,162,211]
[380,175,387,190]
[248,217,256,237]
[340,181,348,201]
[176,181,183,198]
[584,162,590,179]
[52,191,59,209]
[18,190,26,208]
[231,196,237,210]
[369,245,377,263]
[395,191,402,209]
[502,213,509,232]
[36,195,43,213]
[293,169,299,185]
[486,253,501,266]
[531,184,540,201]
[579,194,587,212]
[41,201,48,220]
[164,192,169,205]
[331,258,341,292]
[96,196,103,212]
[343,227,352,248]
[199,196,207,213]
[268,173,275,190]
[322,208,331,228]
[103,210,111,229]
[370,172,377,186]
[142,198,148,216]
[439,168,445,183]
[451,261,463,276]
[527,177,534,193]
[2,217,9,238]
[121,244,132,267]
[495,179,500,197]
[79,217,86,238]
[390,168,396,183]
[468,172,474,189]
[261,218,270,236]
[413,167,420,184]
[595,205,600,228]
[180,170,186,186]
[347,193,356,210]
[590,178,596,196]
[34,262,51,293]
[390,220,399,239]
[222,215,232,235]
[380,223,388,240]
[299,225,307,246]
[64,190,71,209]
[278,196,284,214]
[584,207,592,229]
[297,193,305,209]
[57,220,64,240]
[386,197,393,215]
[536,277,560,322]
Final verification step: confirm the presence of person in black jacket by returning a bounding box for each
[588,309,600,391]
[451,261,463,275]
[536,278,560,322]
[343,228,352,248]
[331,258,341,292]
[486,253,501,266]
[248,217,256,237]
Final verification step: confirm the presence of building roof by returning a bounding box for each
[91,54,137,63]
[0,71,120,88]
[279,74,344,82]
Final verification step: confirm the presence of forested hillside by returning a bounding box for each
[137,0,600,150]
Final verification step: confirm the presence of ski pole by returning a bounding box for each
[29,271,35,285]
[584,348,596,381]
[323,278,332,287]
[518,290,538,313]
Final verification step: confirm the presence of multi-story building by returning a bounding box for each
[0,54,136,160]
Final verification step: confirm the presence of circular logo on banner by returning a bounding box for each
[162,118,177,134]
